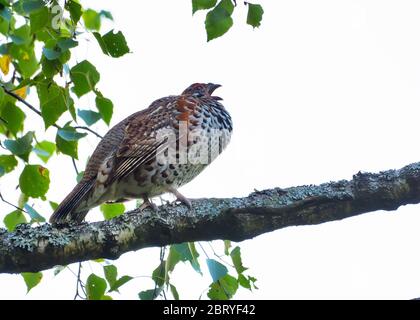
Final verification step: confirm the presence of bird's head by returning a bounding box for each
[182,83,222,100]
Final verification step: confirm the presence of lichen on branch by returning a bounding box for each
[1,161,420,274]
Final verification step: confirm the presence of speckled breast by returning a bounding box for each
[117,97,233,198]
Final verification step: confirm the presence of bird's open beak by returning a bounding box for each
[208,83,222,95]
[208,83,222,100]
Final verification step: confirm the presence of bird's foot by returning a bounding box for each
[168,187,192,209]
[138,197,158,212]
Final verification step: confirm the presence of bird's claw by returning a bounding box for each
[138,198,158,212]
[167,187,192,210]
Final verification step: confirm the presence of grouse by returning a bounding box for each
[50,83,233,223]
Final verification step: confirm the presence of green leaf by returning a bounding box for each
[65,0,82,24]
[166,243,201,276]
[86,273,107,300]
[205,0,234,41]
[95,94,113,125]
[24,203,45,223]
[19,48,38,77]
[110,275,132,293]
[77,109,101,126]
[166,243,189,272]
[97,30,130,58]
[66,90,76,120]
[11,79,31,91]
[9,43,38,77]
[45,48,67,67]
[102,30,129,58]
[170,284,180,300]
[57,38,78,51]
[238,274,251,290]
[248,275,258,289]
[10,35,25,45]
[19,164,50,198]
[49,201,58,211]
[0,12,13,35]
[56,133,78,159]
[36,80,69,128]
[82,9,101,31]
[187,242,201,273]
[207,274,238,300]
[3,210,27,231]
[18,193,28,209]
[40,56,62,78]
[42,47,61,60]
[152,261,165,287]
[224,240,231,255]
[70,60,100,97]
[246,3,264,28]
[22,0,45,14]
[60,49,72,65]
[1,102,25,135]
[99,10,113,21]
[166,246,181,275]
[0,86,4,105]
[4,131,34,161]
[103,265,117,288]
[12,1,25,16]
[0,155,18,173]
[21,272,42,293]
[103,263,132,293]
[0,13,14,35]
[100,203,125,220]
[76,171,84,183]
[92,32,108,55]
[138,288,162,300]
[29,6,48,33]
[230,246,247,274]
[0,43,7,55]
[33,140,55,163]
[138,289,154,300]
[11,24,31,46]
[57,127,87,141]
[173,243,194,261]
[206,259,228,282]
[192,0,217,14]
[0,6,11,21]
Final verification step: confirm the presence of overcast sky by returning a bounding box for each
[2,0,420,299]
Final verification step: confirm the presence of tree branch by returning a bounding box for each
[73,126,103,139]
[1,161,420,274]
[2,86,46,121]
[1,85,103,138]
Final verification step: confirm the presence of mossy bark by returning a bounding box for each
[1,162,420,273]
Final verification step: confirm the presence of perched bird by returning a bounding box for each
[50,83,233,224]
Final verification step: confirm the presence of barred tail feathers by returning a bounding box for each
[49,181,94,224]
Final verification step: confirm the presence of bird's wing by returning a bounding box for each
[106,96,178,184]
[108,139,167,184]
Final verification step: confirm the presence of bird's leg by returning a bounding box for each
[167,187,192,209]
[138,195,158,212]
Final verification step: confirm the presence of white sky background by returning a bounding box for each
[2,0,420,299]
